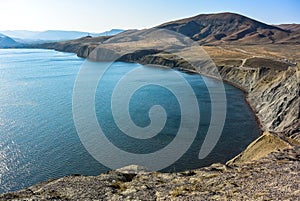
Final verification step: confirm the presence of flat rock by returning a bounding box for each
[115,165,151,175]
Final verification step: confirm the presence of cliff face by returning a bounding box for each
[219,63,299,139]
[247,67,299,135]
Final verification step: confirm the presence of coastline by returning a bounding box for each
[1,7,299,198]
[176,67,264,132]
[31,45,298,140]
[89,53,265,134]
[27,46,299,139]
[1,46,298,200]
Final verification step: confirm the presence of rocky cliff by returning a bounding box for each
[219,61,299,138]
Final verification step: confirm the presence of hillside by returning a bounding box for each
[156,12,298,44]
[0,34,20,48]
[35,12,300,49]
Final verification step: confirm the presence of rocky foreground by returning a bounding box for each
[1,146,299,200]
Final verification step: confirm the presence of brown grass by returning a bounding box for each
[227,131,291,164]
[203,44,300,63]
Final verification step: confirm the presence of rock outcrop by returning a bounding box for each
[219,61,299,138]
[1,149,299,200]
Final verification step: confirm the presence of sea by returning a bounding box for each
[0,49,259,193]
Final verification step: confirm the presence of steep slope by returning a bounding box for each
[156,12,296,44]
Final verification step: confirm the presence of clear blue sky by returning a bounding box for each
[1,0,299,32]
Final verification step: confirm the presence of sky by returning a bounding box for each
[1,0,299,33]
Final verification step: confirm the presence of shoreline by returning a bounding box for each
[21,47,267,135]
[0,48,261,191]
[12,47,288,137]
[176,67,264,132]
[1,46,299,199]
[84,50,264,137]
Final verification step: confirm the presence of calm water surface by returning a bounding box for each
[0,49,259,193]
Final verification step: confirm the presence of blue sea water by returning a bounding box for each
[0,49,259,193]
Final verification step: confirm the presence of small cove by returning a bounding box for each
[0,49,259,193]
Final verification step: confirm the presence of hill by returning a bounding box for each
[155,12,299,44]
[0,34,20,48]
[30,12,300,51]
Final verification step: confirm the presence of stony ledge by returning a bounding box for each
[1,148,299,200]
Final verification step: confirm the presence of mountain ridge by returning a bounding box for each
[2,13,300,46]
[155,12,297,44]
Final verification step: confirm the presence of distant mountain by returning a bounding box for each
[0,34,20,48]
[155,12,299,44]
[33,30,98,41]
[99,29,125,36]
[0,30,40,40]
[0,29,124,42]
